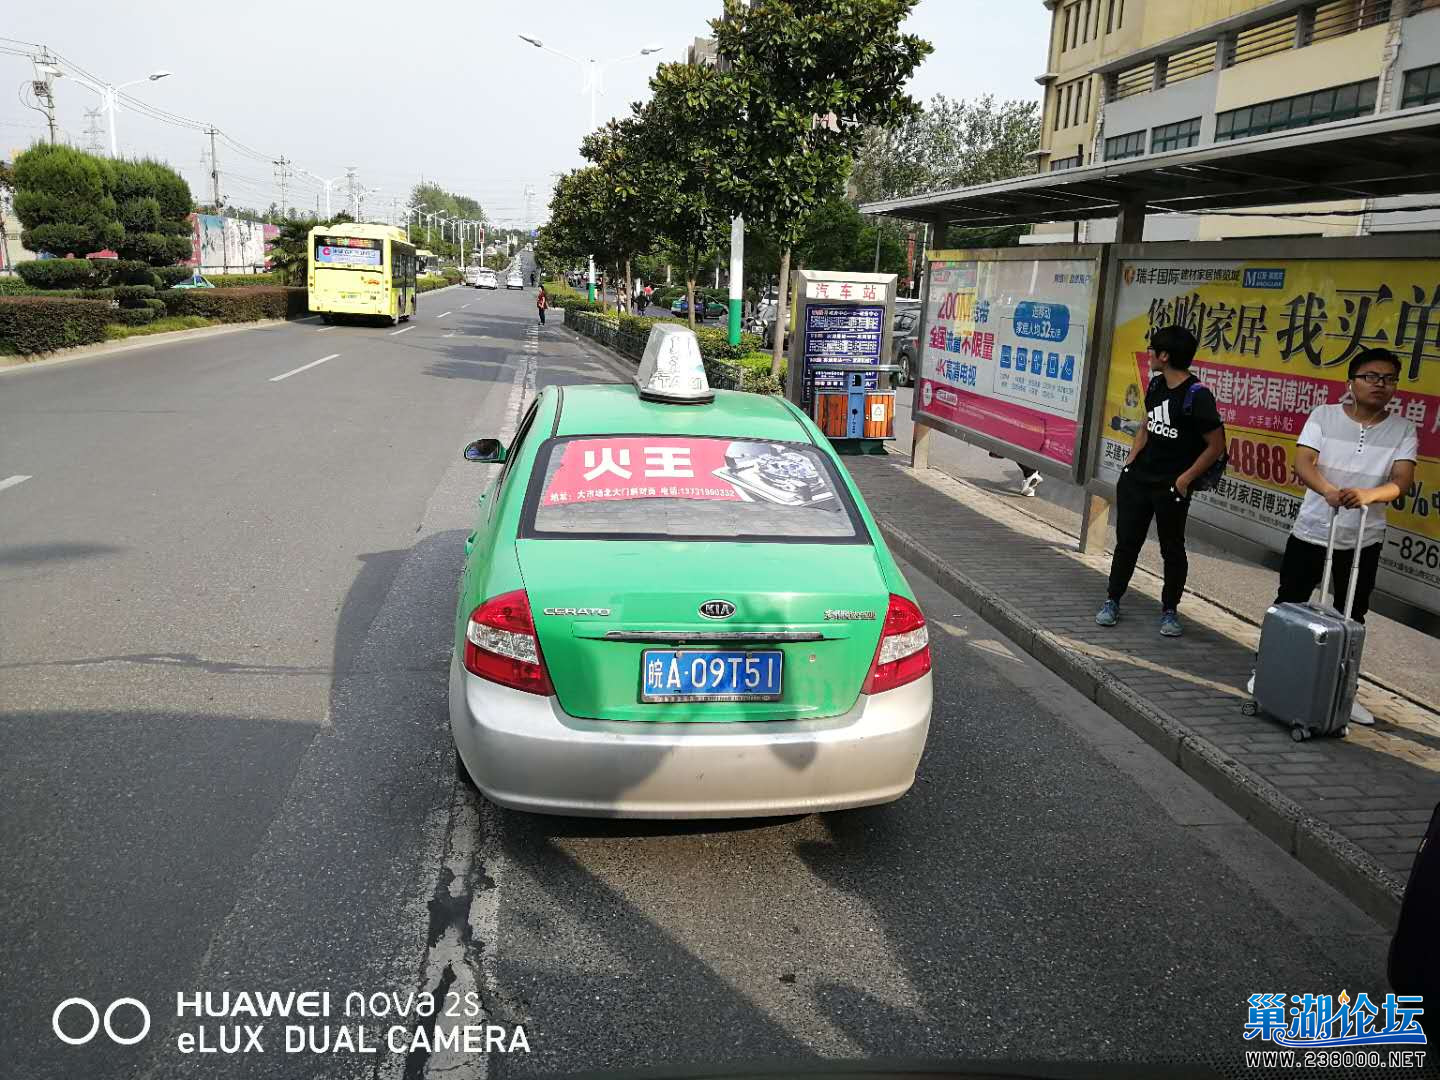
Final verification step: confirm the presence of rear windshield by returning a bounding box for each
[313,235,383,268]
[523,436,865,542]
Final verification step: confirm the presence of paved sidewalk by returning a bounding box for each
[850,451,1440,928]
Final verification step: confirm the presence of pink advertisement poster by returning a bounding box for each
[915,257,1097,467]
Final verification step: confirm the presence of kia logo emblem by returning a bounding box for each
[699,600,736,620]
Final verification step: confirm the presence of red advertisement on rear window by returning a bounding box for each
[542,437,740,506]
[528,437,860,541]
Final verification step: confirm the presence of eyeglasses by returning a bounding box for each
[1354,373,1400,387]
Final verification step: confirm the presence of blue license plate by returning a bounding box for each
[640,649,784,703]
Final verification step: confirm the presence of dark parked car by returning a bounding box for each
[891,307,921,386]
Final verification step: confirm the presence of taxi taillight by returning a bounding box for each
[861,594,931,695]
[464,590,554,696]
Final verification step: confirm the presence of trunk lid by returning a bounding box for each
[517,539,888,722]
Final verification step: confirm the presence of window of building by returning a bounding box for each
[1050,155,1083,172]
[1082,0,1093,43]
[1084,78,1092,122]
[1104,129,1146,160]
[1214,79,1378,140]
[1402,63,1440,108]
[1151,117,1201,152]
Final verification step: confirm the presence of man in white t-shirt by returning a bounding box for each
[1260,347,1418,724]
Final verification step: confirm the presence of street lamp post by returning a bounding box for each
[517,35,662,131]
[104,70,171,157]
[299,171,347,219]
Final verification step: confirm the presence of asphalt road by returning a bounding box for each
[0,267,1402,1079]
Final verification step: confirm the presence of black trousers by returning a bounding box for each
[1276,534,1383,623]
[538,308,546,324]
[1107,469,1192,610]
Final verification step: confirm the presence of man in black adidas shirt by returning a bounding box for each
[1096,325,1225,637]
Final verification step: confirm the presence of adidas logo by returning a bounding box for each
[1146,399,1179,439]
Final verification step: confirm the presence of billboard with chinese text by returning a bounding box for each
[916,255,1098,469]
[1095,257,1440,614]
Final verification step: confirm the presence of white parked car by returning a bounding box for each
[506,271,523,290]
[474,268,498,290]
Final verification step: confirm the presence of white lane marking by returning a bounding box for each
[436,311,453,319]
[0,475,32,494]
[462,303,472,309]
[316,326,334,333]
[390,325,414,336]
[444,332,455,338]
[269,353,341,382]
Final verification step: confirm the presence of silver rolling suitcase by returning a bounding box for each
[1242,507,1368,742]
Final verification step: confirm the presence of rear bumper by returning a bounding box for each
[448,655,931,818]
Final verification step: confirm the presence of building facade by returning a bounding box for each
[1031,0,1440,240]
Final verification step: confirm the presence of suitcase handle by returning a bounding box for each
[1319,504,1369,619]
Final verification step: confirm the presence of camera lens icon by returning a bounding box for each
[52,997,150,1046]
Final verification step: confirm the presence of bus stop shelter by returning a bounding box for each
[860,105,1440,246]
[860,107,1440,624]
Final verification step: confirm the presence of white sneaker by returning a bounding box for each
[1350,702,1375,726]
[1246,673,1255,695]
[1021,473,1043,497]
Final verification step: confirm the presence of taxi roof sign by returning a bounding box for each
[635,324,713,404]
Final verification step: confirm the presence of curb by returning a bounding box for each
[932,468,1436,716]
[877,517,1404,930]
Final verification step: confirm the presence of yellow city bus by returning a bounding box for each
[307,223,417,325]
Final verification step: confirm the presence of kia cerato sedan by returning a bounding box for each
[448,325,933,818]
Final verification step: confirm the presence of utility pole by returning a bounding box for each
[205,127,222,208]
[273,156,291,218]
[31,48,59,145]
[345,167,359,219]
[523,185,536,235]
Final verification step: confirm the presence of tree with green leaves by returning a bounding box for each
[848,93,1041,250]
[708,0,932,373]
[12,142,123,257]
[628,60,732,328]
[266,217,320,285]
[579,118,661,317]
[111,158,194,265]
[849,94,1041,204]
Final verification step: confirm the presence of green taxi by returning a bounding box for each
[449,325,933,818]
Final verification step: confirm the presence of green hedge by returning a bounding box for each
[565,310,778,395]
[113,307,156,326]
[203,272,282,287]
[114,284,158,304]
[543,282,605,313]
[15,258,98,290]
[162,286,307,322]
[0,296,111,354]
[143,298,167,316]
[14,258,180,290]
[156,266,199,288]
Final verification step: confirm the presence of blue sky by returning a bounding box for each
[1,1,1051,226]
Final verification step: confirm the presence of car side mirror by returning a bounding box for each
[463,438,507,463]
